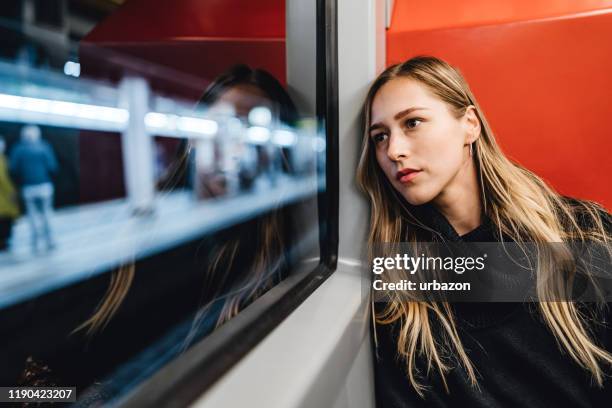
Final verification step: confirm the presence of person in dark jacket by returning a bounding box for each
[356,56,612,407]
[9,124,58,252]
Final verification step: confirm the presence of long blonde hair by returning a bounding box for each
[356,56,612,396]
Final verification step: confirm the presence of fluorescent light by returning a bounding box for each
[248,106,272,127]
[0,93,128,123]
[97,106,129,123]
[272,129,297,146]
[0,94,21,108]
[22,97,51,113]
[246,126,271,144]
[49,100,79,117]
[0,93,129,131]
[145,112,170,129]
[63,61,81,78]
[147,113,224,139]
[176,116,218,136]
[75,104,103,120]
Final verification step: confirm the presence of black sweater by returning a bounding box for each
[374,202,612,408]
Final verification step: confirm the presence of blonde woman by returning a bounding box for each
[357,56,612,407]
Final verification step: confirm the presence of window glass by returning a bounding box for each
[0,1,325,404]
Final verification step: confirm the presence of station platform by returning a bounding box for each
[0,174,322,309]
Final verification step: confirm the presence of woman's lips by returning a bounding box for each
[396,169,422,183]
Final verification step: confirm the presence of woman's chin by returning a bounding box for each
[400,191,432,206]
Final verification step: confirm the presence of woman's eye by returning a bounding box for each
[372,133,388,144]
[405,118,422,129]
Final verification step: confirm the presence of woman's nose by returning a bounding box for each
[386,132,409,162]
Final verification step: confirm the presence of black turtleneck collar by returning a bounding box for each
[407,201,496,243]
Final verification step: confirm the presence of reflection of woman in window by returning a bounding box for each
[79,64,299,344]
[357,56,612,406]
[183,64,299,343]
[165,64,298,197]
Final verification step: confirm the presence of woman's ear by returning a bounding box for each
[463,105,481,144]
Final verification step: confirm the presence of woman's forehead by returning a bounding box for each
[371,77,440,122]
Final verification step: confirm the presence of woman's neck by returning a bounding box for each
[432,159,482,236]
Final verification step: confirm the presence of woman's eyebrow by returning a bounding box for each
[368,123,385,133]
[394,106,428,120]
[369,106,428,132]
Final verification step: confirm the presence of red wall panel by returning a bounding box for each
[82,0,286,94]
[388,2,612,209]
[389,0,612,32]
[86,0,285,42]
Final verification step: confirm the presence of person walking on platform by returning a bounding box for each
[0,136,20,250]
[9,125,58,252]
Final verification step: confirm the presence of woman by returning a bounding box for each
[356,56,612,407]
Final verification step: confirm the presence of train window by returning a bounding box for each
[0,0,337,406]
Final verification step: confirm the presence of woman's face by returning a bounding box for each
[369,77,477,206]
[211,83,274,120]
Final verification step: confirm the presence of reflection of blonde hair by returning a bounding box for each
[73,263,135,336]
[357,56,612,396]
[74,152,288,342]
[75,184,287,350]
[211,214,285,325]
[75,71,293,343]
[182,212,287,348]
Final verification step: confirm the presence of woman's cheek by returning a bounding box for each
[376,153,395,184]
[426,141,459,176]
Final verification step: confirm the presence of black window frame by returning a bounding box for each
[114,0,339,406]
